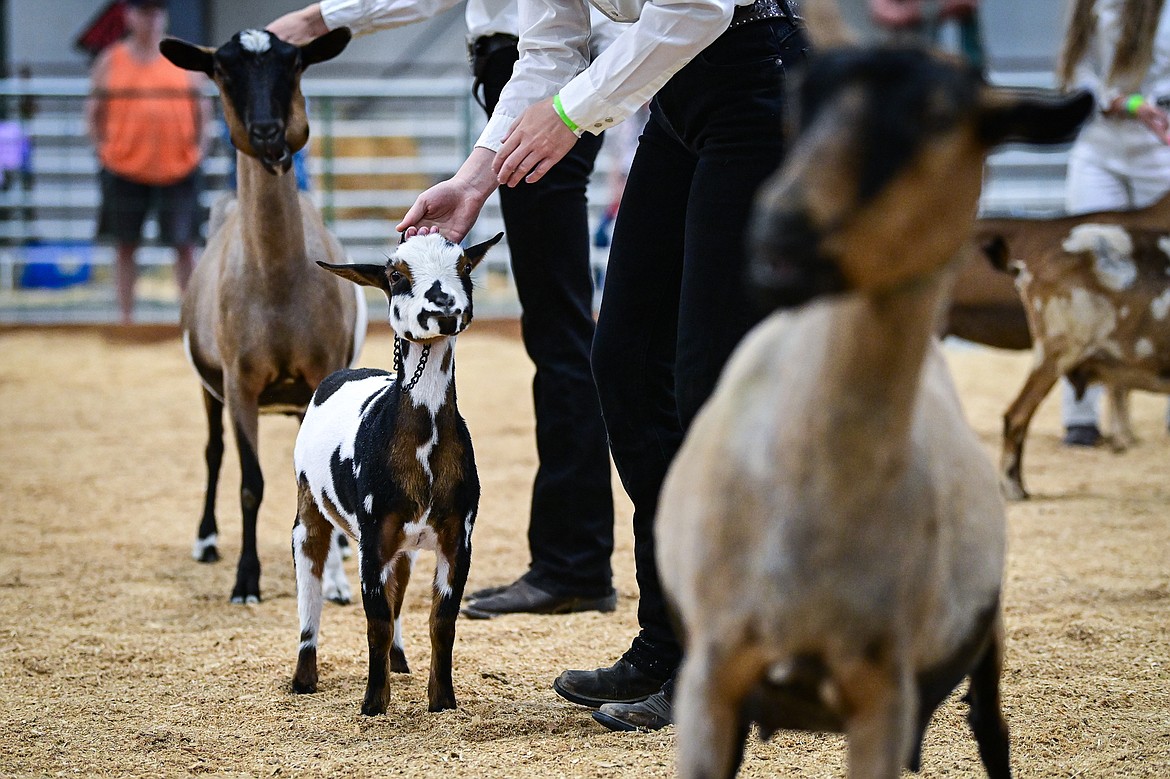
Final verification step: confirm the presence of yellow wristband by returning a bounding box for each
[553,94,581,134]
[1126,93,1145,115]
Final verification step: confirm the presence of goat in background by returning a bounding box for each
[161,29,366,604]
[657,48,1092,778]
[981,218,1170,500]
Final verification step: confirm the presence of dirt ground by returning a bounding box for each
[1,323,1167,778]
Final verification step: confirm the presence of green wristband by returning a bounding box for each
[1126,93,1145,115]
[553,93,581,134]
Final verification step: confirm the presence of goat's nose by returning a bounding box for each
[424,280,456,310]
[249,122,283,148]
[748,208,846,311]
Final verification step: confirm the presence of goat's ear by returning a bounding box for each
[316,260,389,292]
[300,27,351,68]
[463,232,504,270]
[159,38,215,75]
[978,88,1094,147]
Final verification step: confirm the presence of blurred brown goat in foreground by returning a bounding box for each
[657,47,1092,779]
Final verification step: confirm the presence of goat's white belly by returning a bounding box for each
[293,373,395,535]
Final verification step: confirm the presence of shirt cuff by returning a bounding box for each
[320,0,376,36]
[559,75,629,135]
[475,112,517,152]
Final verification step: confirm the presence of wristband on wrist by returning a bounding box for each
[553,93,582,135]
[1126,93,1145,115]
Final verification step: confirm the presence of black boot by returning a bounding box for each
[553,658,665,708]
[592,684,673,732]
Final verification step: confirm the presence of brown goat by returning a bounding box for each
[961,189,1170,353]
[657,47,1092,779]
[161,29,365,603]
[982,219,1170,500]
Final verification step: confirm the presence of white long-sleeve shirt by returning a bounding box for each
[320,0,620,61]
[478,0,752,150]
[1073,0,1170,109]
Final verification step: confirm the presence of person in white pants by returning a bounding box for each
[1058,0,1170,445]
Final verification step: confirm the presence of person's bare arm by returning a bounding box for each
[1104,94,1170,144]
[267,3,330,44]
[492,97,579,188]
[396,147,500,242]
[84,48,113,148]
[190,71,214,156]
[869,0,978,27]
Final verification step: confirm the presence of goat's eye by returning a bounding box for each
[388,270,403,284]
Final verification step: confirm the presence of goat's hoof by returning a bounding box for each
[323,580,352,605]
[390,646,410,674]
[191,534,220,563]
[427,695,457,713]
[999,478,1028,502]
[291,677,317,695]
[230,591,261,605]
[360,696,389,716]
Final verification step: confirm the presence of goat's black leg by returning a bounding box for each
[230,402,263,604]
[427,527,471,712]
[965,622,1012,778]
[359,537,394,716]
[194,388,224,563]
[291,492,332,694]
[388,552,414,674]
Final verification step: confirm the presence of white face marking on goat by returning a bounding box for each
[1151,289,1170,320]
[388,234,473,342]
[239,29,272,53]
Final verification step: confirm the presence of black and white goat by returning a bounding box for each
[656,47,1092,778]
[290,228,502,715]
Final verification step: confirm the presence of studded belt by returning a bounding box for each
[729,0,800,30]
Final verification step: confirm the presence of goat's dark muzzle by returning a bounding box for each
[748,208,847,311]
[249,123,293,174]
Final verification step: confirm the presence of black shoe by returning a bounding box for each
[460,578,617,619]
[552,658,664,708]
[1063,424,1101,447]
[592,688,672,732]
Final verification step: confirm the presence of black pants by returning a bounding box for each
[476,41,615,598]
[592,16,810,678]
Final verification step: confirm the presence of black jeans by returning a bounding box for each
[477,41,615,598]
[592,17,810,678]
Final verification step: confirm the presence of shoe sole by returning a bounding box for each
[591,710,641,732]
[551,677,652,709]
[460,595,618,620]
